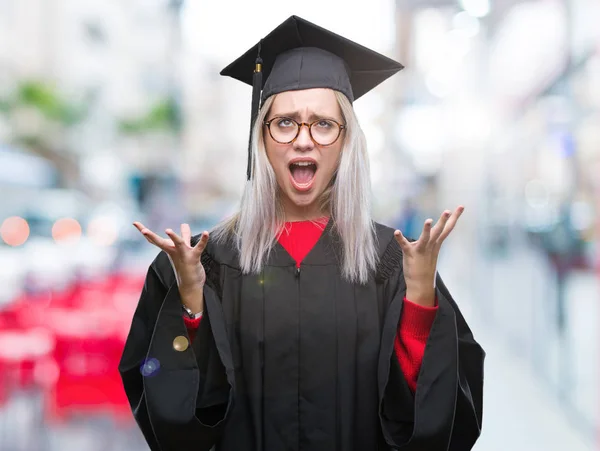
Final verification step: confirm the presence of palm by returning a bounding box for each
[394,206,464,286]
[133,222,209,289]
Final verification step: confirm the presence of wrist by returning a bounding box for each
[405,284,436,308]
[182,304,203,319]
[179,284,204,314]
[179,280,204,293]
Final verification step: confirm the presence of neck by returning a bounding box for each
[281,198,328,222]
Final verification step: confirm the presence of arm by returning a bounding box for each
[394,297,438,393]
[118,251,234,451]
[377,233,484,451]
[380,272,484,451]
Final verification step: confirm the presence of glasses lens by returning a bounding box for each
[270,118,298,143]
[310,120,340,146]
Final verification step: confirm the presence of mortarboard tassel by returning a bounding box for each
[247,42,263,180]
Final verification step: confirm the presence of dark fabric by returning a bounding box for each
[377,266,485,450]
[119,220,485,451]
[261,47,354,103]
[118,255,235,451]
[220,15,404,103]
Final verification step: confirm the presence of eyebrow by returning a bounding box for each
[269,111,341,122]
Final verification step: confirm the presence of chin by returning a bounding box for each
[287,186,319,205]
[281,181,324,211]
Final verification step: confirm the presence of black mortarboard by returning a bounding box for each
[220,15,404,180]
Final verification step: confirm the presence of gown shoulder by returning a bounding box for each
[373,222,403,283]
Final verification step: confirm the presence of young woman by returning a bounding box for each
[120,16,484,451]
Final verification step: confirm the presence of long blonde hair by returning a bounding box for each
[211,90,378,284]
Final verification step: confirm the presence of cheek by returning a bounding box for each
[319,148,342,179]
[265,143,289,176]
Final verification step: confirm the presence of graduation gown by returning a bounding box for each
[118,220,485,451]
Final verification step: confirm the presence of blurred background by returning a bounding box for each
[0,0,599,449]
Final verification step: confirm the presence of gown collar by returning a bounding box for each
[268,217,339,267]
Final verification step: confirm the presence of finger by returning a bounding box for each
[134,223,174,251]
[417,218,433,249]
[133,221,148,234]
[438,206,464,243]
[146,231,175,250]
[193,231,210,255]
[393,229,410,251]
[181,223,192,246]
[430,210,451,241]
[165,228,186,249]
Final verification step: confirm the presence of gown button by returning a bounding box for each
[173,335,189,352]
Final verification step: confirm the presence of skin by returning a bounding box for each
[133,222,207,313]
[395,206,465,307]
[133,88,465,310]
[264,88,344,222]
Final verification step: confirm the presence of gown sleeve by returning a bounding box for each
[118,247,235,451]
[377,237,485,451]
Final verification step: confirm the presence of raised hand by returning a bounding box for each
[393,206,464,307]
[133,222,209,294]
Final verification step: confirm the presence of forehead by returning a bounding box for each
[269,88,340,116]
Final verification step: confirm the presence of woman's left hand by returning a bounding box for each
[394,206,464,307]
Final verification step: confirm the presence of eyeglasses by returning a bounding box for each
[263,117,346,147]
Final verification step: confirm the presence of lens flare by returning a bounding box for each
[140,358,161,377]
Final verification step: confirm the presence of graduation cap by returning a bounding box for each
[220,15,404,180]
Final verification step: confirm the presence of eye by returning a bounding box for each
[315,120,334,129]
[276,118,295,128]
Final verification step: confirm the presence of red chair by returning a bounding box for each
[0,270,145,425]
[0,328,55,394]
[43,308,135,424]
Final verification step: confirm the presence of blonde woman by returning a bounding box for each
[120,16,484,451]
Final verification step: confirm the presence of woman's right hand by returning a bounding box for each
[133,222,209,296]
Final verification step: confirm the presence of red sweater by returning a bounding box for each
[183,219,438,392]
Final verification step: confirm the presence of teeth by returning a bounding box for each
[291,161,315,167]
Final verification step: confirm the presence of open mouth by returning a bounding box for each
[288,160,317,191]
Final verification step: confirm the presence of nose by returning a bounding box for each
[293,124,314,151]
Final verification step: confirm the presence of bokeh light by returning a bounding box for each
[52,218,82,243]
[0,216,30,246]
[87,216,119,247]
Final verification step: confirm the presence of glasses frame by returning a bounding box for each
[263,116,346,147]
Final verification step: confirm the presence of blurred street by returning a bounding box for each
[438,242,598,450]
[474,322,594,451]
